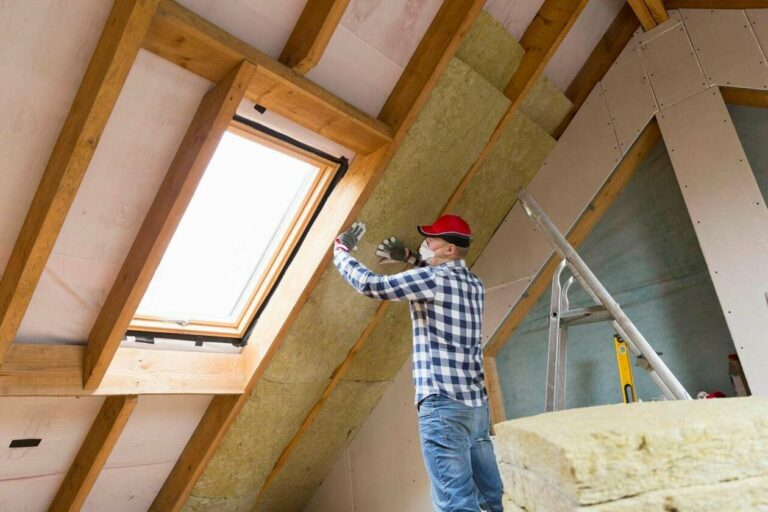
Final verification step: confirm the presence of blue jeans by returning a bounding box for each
[418,395,504,511]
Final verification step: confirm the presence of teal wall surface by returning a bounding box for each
[496,104,767,420]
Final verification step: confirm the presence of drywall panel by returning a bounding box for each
[602,32,658,154]
[0,397,104,479]
[306,25,404,117]
[15,50,211,345]
[638,11,708,109]
[484,0,544,41]
[0,0,112,256]
[177,0,305,59]
[658,87,768,395]
[0,472,63,511]
[683,9,768,90]
[341,0,442,68]
[747,9,768,56]
[305,449,355,512]
[472,203,552,290]
[483,278,532,345]
[85,462,176,512]
[526,84,621,233]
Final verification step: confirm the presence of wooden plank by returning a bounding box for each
[48,395,138,511]
[555,4,640,138]
[444,0,589,214]
[644,0,669,24]
[1,344,244,396]
[485,120,661,357]
[722,86,768,108]
[84,61,255,390]
[280,0,351,73]
[485,356,506,425]
[667,0,768,7]
[378,0,485,135]
[0,0,159,368]
[149,3,484,509]
[627,0,658,31]
[143,0,392,154]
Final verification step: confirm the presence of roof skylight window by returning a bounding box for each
[130,124,337,338]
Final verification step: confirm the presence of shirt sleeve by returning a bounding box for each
[333,249,437,301]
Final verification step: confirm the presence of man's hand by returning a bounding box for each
[376,237,418,265]
[335,221,366,252]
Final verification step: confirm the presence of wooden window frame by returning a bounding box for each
[128,121,339,339]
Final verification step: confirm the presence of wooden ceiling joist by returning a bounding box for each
[1,344,245,396]
[279,0,351,73]
[149,2,485,510]
[144,0,391,154]
[0,0,158,368]
[84,60,255,391]
[665,0,768,8]
[627,0,668,30]
[254,0,590,499]
[484,121,662,360]
[555,3,640,138]
[48,395,138,511]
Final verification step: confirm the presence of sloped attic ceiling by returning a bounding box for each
[0,0,634,510]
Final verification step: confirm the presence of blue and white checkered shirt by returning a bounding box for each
[333,250,487,407]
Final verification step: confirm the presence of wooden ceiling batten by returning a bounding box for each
[279,0,352,73]
[0,0,159,368]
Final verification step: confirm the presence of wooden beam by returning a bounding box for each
[627,0,660,31]
[48,395,138,511]
[379,0,486,135]
[149,3,484,510]
[279,0,351,73]
[254,0,589,499]
[143,0,392,154]
[1,344,245,396]
[485,120,662,357]
[555,4,640,138]
[644,0,669,24]
[0,0,158,368]
[84,61,255,390]
[666,0,768,8]
[722,87,768,109]
[485,356,506,425]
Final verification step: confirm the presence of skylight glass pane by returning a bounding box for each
[136,131,320,325]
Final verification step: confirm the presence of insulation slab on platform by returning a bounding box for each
[496,397,768,511]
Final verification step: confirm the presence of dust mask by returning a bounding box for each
[419,240,435,262]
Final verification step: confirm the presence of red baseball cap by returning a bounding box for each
[417,214,472,247]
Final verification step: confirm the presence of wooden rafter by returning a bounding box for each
[0,0,158,368]
[84,61,255,391]
[1,344,244,396]
[627,0,667,31]
[280,0,351,73]
[254,0,589,499]
[554,3,640,138]
[149,2,485,510]
[485,356,506,425]
[143,0,391,155]
[484,121,662,358]
[48,395,138,511]
[721,86,768,109]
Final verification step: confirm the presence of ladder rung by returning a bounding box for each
[560,306,611,326]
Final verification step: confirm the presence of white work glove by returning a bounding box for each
[375,237,419,265]
[335,221,366,252]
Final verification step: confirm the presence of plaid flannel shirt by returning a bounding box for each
[333,249,487,407]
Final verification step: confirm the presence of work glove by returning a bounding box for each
[335,221,366,252]
[376,237,419,265]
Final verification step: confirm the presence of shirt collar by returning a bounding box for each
[439,259,467,269]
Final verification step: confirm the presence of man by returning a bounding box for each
[333,214,504,512]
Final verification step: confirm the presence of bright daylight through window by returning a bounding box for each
[130,125,336,338]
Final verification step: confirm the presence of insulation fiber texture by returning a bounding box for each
[496,397,768,511]
[455,11,573,136]
[186,57,509,511]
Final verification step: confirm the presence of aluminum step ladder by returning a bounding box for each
[516,189,691,412]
